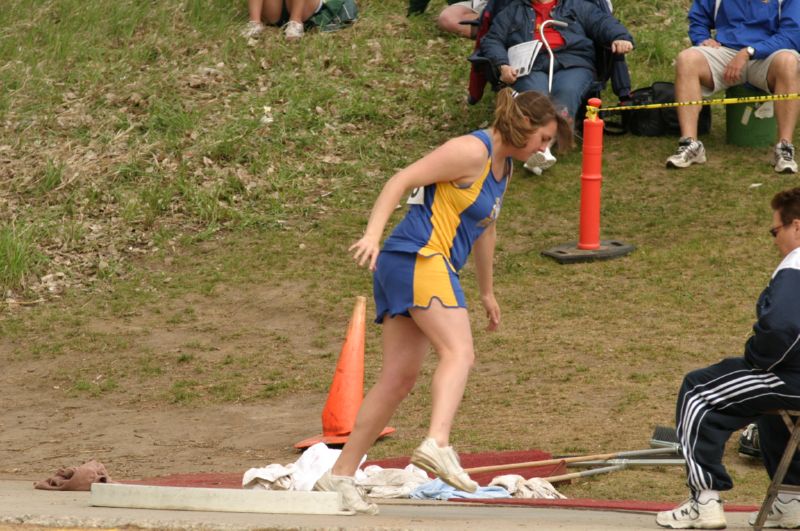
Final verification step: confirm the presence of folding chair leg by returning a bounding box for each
[754,412,800,531]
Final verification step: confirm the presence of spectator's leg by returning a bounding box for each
[512,71,549,96]
[261,0,285,25]
[437,5,478,39]
[284,0,322,23]
[766,51,800,144]
[247,0,266,22]
[676,358,800,493]
[549,66,594,122]
[674,48,714,139]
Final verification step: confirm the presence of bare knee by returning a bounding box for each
[437,10,458,32]
[676,48,706,76]
[444,347,475,370]
[770,52,800,84]
[380,372,418,401]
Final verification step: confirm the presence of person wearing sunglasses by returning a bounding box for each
[657,187,800,529]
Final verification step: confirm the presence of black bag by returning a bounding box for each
[621,82,711,136]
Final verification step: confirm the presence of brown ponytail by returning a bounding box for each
[492,88,573,153]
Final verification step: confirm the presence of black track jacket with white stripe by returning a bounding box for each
[745,247,800,372]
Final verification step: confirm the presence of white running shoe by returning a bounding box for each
[524,146,557,174]
[774,140,798,174]
[240,20,265,39]
[666,137,707,169]
[749,497,800,528]
[410,437,478,493]
[284,20,304,40]
[314,470,379,515]
[656,496,726,529]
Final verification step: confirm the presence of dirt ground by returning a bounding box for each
[0,241,768,503]
[0,392,321,482]
[0,276,333,483]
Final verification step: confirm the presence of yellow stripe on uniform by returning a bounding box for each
[418,158,491,261]
[413,254,458,308]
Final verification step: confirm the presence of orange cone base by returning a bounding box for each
[541,240,635,264]
[294,426,395,450]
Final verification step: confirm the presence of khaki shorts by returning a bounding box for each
[449,0,488,13]
[693,46,800,96]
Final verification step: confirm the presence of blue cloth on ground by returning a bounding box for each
[410,478,511,500]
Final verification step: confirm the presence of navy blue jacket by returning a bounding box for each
[479,0,633,73]
[745,248,800,372]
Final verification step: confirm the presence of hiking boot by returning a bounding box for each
[656,496,726,529]
[738,423,761,459]
[774,140,798,174]
[314,470,379,515]
[240,20,265,39]
[749,497,800,528]
[284,20,304,41]
[666,138,707,169]
[524,146,557,175]
[410,437,478,493]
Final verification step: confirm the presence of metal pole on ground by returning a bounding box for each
[541,98,635,264]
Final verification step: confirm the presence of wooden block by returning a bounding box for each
[90,483,352,515]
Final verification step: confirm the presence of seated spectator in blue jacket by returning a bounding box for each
[479,0,633,124]
[665,0,800,174]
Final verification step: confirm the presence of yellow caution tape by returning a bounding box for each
[585,92,800,121]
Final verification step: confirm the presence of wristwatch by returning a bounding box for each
[746,46,756,58]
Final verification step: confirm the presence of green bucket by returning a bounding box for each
[725,85,776,147]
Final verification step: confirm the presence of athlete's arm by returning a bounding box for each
[473,222,500,331]
[350,135,489,271]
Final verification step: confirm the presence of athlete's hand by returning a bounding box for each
[481,292,501,332]
[349,236,381,271]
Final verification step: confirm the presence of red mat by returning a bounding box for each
[124,449,760,513]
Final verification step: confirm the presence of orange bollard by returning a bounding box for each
[294,296,394,449]
[540,98,635,264]
[578,97,603,250]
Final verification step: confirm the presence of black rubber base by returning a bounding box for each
[541,240,635,264]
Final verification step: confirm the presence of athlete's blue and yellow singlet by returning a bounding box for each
[372,129,510,322]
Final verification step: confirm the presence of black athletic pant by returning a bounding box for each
[676,357,800,492]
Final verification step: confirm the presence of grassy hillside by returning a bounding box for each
[1,0,794,502]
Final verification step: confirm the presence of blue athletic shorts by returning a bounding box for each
[373,251,467,324]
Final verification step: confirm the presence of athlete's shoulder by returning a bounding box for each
[440,133,490,161]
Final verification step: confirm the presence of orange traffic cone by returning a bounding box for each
[294,296,395,449]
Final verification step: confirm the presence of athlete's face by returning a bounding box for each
[523,120,557,158]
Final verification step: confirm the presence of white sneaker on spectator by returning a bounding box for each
[284,20,304,40]
[748,497,800,528]
[656,496,726,529]
[240,20,265,39]
[666,137,706,169]
[410,437,478,493]
[314,470,379,515]
[524,146,557,175]
[774,140,798,174]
